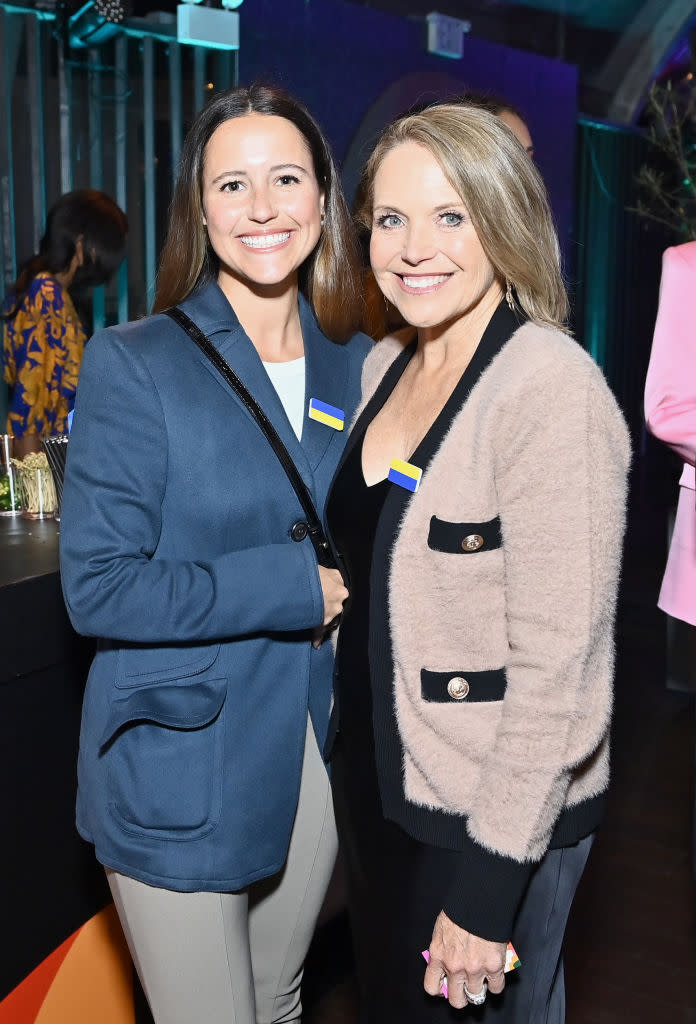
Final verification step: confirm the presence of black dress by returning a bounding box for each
[326,337,495,1021]
[325,304,595,1023]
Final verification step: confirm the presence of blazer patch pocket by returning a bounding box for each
[421,668,507,703]
[104,678,226,840]
[427,515,502,554]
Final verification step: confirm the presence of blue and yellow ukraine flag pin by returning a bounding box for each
[308,397,345,431]
[388,457,422,493]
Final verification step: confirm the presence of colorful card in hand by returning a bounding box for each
[422,943,520,999]
[505,943,521,972]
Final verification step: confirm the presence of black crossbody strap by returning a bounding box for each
[165,306,336,569]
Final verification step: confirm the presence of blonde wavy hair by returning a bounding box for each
[357,104,569,331]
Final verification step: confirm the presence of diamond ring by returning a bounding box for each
[464,981,488,1006]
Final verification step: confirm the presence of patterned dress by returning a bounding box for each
[3,272,86,438]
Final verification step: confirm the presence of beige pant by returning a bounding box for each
[107,721,338,1024]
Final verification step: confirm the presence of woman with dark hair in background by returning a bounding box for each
[327,105,629,1022]
[60,84,370,1024]
[2,189,127,456]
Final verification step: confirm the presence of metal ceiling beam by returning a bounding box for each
[592,0,695,124]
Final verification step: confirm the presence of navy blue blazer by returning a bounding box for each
[59,281,372,891]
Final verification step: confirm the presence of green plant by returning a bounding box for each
[632,80,696,239]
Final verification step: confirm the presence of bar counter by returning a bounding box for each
[0,515,139,1020]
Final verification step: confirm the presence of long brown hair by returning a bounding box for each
[154,84,363,342]
[357,105,568,331]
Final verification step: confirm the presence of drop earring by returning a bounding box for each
[505,280,514,311]
[320,212,325,228]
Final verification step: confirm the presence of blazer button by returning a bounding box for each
[290,521,309,542]
[462,534,484,551]
[447,676,470,700]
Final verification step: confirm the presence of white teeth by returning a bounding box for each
[240,232,291,248]
[402,275,450,289]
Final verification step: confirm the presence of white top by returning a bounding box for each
[261,357,306,441]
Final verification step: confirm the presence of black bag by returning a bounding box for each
[165,306,337,569]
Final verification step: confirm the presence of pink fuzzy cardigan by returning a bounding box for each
[356,320,631,865]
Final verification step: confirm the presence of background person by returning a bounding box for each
[2,189,127,457]
[60,84,370,1024]
[644,241,696,872]
[326,105,630,1022]
[645,242,696,631]
[451,89,535,159]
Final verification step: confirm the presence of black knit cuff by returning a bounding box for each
[442,834,534,942]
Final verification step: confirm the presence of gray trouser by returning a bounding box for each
[107,720,338,1024]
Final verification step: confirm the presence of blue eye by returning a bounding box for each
[376,213,402,229]
[440,211,463,227]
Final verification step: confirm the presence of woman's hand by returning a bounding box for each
[318,566,348,626]
[312,567,348,649]
[424,911,506,1009]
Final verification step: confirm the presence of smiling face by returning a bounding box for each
[201,112,324,300]
[369,141,503,331]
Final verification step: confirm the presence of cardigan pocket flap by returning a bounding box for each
[427,515,502,554]
[115,642,221,688]
[421,667,507,703]
[100,677,227,748]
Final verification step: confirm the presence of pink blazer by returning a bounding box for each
[645,242,696,626]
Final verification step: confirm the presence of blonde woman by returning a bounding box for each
[325,106,630,1022]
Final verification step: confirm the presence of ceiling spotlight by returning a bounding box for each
[68,0,130,47]
[93,0,131,23]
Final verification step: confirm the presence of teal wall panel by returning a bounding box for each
[574,119,672,441]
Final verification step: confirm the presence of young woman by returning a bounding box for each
[2,189,127,455]
[60,85,370,1024]
[327,105,630,1022]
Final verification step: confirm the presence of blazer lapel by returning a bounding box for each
[299,295,350,471]
[178,282,313,486]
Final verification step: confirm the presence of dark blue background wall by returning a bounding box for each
[239,0,578,269]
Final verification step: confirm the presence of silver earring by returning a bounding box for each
[505,281,514,311]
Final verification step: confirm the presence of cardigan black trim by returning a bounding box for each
[420,666,507,703]
[427,514,503,554]
[442,793,605,941]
